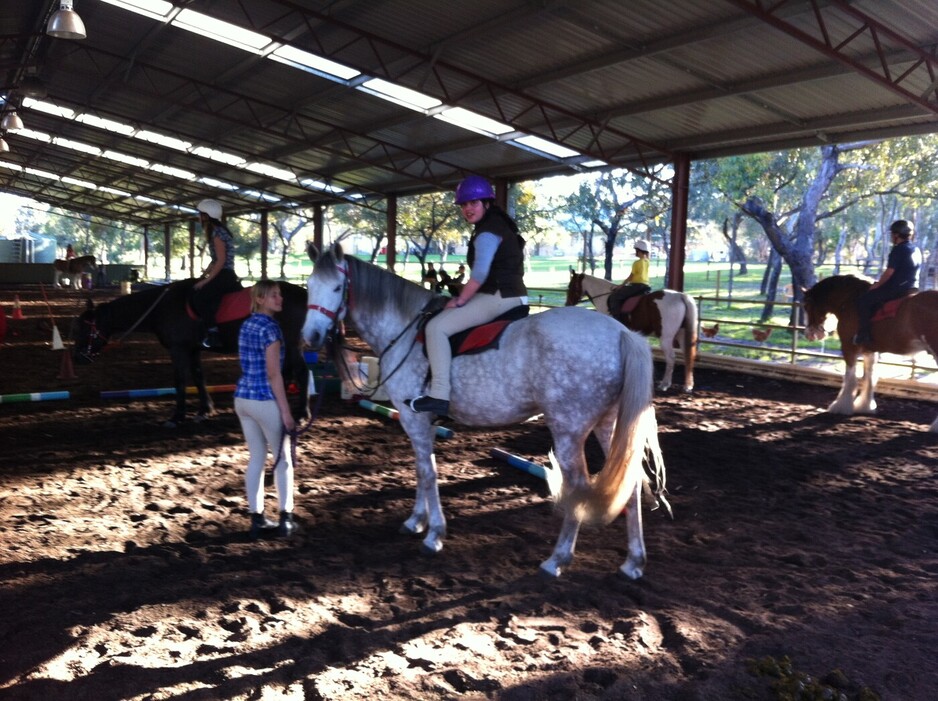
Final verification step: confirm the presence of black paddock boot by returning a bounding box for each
[277,511,297,538]
[249,512,277,540]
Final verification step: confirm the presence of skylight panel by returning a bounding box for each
[76,113,135,135]
[23,98,75,119]
[98,186,132,197]
[149,163,196,180]
[102,150,149,168]
[269,46,360,81]
[25,167,59,180]
[17,128,51,143]
[190,146,246,166]
[358,78,442,112]
[62,176,97,190]
[580,159,608,168]
[52,137,102,156]
[199,177,240,191]
[434,107,514,137]
[172,9,273,53]
[0,161,23,172]
[245,162,295,181]
[135,195,166,205]
[301,178,345,194]
[242,189,281,202]
[135,130,191,151]
[511,135,580,159]
[98,0,175,21]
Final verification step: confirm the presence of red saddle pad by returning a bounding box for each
[186,288,251,323]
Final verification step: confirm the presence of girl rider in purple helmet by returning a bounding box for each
[406,175,528,415]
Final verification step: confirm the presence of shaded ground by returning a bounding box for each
[1,287,937,700]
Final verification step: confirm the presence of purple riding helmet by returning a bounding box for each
[455,175,495,204]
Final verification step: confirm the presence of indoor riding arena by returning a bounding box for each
[1,287,935,700]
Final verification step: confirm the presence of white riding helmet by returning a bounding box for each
[197,199,223,220]
[634,239,650,253]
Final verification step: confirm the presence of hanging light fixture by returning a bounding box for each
[0,111,24,132]
[47,1,87,40]
[0,136,9,153]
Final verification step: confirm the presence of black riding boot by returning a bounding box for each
[277,511,297,538]
[249,512,277,540]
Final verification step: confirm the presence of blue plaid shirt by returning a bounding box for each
[235,313,284,401]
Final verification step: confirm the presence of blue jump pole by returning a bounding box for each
[490,448,548,481]
[0,391,70,404]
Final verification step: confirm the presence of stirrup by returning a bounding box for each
[406,395,450,415]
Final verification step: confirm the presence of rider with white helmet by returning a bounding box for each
[192,199,241,349]
[607,239,652,317]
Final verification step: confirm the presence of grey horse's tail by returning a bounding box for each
[564,329,667,525]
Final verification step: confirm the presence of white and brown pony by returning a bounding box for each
[54,255,96,289]
[566,270,698,392]
[803,274,938,432]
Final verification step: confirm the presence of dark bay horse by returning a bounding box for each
[302,244,668,579]
[566,270,698,392]
[74,279,309,427]
[803,274,938,432]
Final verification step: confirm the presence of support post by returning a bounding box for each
[669,152,690,292]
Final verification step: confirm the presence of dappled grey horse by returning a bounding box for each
[302,243,669,578]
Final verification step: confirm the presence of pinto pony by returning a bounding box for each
[566,270,698,392]
[302,244,668,579]
[74,280,310,426]
[54,255,96,289]
[802,274,938,432]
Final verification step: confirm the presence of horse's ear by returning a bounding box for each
[569,266,575,276]
[306,241,319,264]
[333,242,344,260]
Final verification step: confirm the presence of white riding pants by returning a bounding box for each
[425,291,525,401]
[234,397,294,514]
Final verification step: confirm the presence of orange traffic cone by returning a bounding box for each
[57,349,77,381]
[11,294,25,320]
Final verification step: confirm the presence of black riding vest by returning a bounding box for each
[467,208,527,297]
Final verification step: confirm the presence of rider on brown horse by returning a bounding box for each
[854,220,921,346]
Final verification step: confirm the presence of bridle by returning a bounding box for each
[305,258,431,398]
[569,273,611,308]
[307,262,349,323]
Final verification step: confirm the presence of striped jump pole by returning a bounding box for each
[358,399,454,439]
[100,384,237,400]
[490,448,548,481]
[0,391,70,404]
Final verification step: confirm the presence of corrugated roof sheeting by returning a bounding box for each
[0,0,935,227]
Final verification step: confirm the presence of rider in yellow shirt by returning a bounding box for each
[607,240,652,316]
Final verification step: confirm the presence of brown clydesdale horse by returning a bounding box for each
[802,274,938,432]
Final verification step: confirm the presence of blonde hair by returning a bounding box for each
[251,279,280,313]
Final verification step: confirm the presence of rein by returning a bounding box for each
[86,286,172,354]
[307,259,428,400]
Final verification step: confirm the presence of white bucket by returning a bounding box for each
[120,281,131,294]
[362,355,389,401]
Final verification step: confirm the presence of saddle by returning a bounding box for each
[185,287,251,323]
[871,289,917,322]
[608,287,651,317]
[418,304,530,357]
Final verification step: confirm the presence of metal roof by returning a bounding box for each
[1,0,936,228]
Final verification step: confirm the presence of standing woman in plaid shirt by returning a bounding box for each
[234,280,297,539]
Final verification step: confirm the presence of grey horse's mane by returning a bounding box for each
[318,245,434,317]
